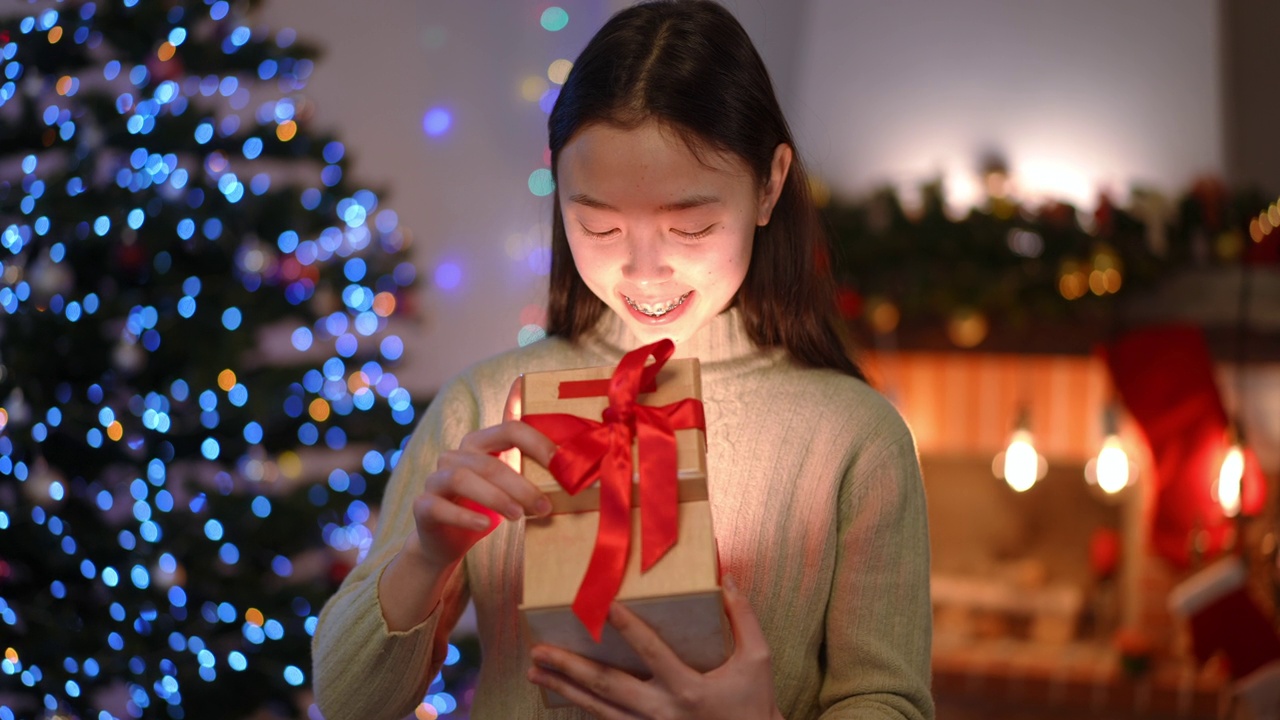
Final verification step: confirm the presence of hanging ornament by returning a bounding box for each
[21,456,65,507]
[113,338,146,375]
[2,388,32,427]
[28,252,75,301]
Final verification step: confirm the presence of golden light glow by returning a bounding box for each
[218,369,237,392]
[946,308,988,348]
[1087,435,1131,494]
[107,421,123,442]
[1250,218,1264,243]
[1058,269,1088,300]
[245,608,265,627]
[1215,445,1243,518]
[547,59,573,85]
[48,26,63,43]
[158,41,176,62]
[347,372,370,393]
[0,408,8,432]
[56,76,73,95]
[277,120,298,142]
[278,451,303,480]
[1261,214,1274,236]
[1088,269,1107,296]
[1104,268,1122,293]
[520,75,548,102]
[414,703,439,720]
[1000,429,1041,492]
[867,298,900,334]
[1269,204,1280,228]
[5,647,18,663]
[373,291,397,317]
[808,176,831,209]
[308,398,330,422]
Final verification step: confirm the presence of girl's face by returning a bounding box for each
[556,121,790,346]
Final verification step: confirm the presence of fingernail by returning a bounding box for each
[505,505,523,521]
[534,497,552,517]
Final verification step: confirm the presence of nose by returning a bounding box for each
[621,232,673,286]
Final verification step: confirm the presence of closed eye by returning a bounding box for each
[673,224,715,239]
[579,223,619,239]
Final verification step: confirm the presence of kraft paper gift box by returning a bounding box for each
[517,342,732,708]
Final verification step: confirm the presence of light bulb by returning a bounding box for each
[1215,445,1244,518]
[1002,429,1040,492]
[1092,435,1131,494]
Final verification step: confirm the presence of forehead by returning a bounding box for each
[556,121,754,207]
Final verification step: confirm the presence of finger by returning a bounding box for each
[526,665,640,720]
[607,602,695,687]
[529,647,646,720]
[412,489,493,533]
[722,574,770,664]
[438,448,550,518]
[459,419,557,468]
[503,375,523,422]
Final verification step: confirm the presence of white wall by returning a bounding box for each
[790,0,1221,211]
[256,0,1221,394]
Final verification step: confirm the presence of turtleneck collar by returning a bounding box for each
[577,307,788,379]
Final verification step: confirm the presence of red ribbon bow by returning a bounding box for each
[522,339,706,640]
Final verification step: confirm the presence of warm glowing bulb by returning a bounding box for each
[1003,429,1039,492]
[1216,445,1244,517]
[1094,435,1130,494]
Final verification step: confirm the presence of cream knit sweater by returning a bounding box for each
[312,309,934,719]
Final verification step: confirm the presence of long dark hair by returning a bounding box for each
[545,0,863,380]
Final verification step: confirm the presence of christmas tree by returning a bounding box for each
[0,1,450,717]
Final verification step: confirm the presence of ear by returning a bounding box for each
[757,143,793,227]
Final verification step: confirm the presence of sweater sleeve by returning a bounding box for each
[311,376,479,720]
[818,423,935,720]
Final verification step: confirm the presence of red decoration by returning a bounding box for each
[1169,556,1280,680]
[521,339,706,640]
[1101,325,1265,567]
[1088,527,1121,580]
[836,286,862,319]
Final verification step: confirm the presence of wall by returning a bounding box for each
[790,0,1221,211]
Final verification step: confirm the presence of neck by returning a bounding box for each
[579,307,786,374]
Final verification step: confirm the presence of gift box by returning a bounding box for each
[516,340,732,708]
[520,356,708,514]
[522,500,731,706]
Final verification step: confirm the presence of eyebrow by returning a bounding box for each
[567,193,721,212]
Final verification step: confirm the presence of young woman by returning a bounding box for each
[312,2,933,718]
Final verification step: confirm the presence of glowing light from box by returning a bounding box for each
[1215,444,1243,518]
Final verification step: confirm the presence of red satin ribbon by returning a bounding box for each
[522,339,706,640]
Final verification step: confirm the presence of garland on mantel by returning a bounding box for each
[819,175,1280,348]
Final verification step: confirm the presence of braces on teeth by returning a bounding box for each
[625,292,691,317]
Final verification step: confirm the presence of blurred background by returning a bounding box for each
[2,0,1279,718]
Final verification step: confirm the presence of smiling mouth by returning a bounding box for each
[624,292,692,317]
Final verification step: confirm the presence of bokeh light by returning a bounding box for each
[540,7,569,32]
[422,107,452,137]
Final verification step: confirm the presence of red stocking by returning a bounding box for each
[1101,324,1265,566]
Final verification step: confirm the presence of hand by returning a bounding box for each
[527,575,783,720]
[409,377,557,571]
